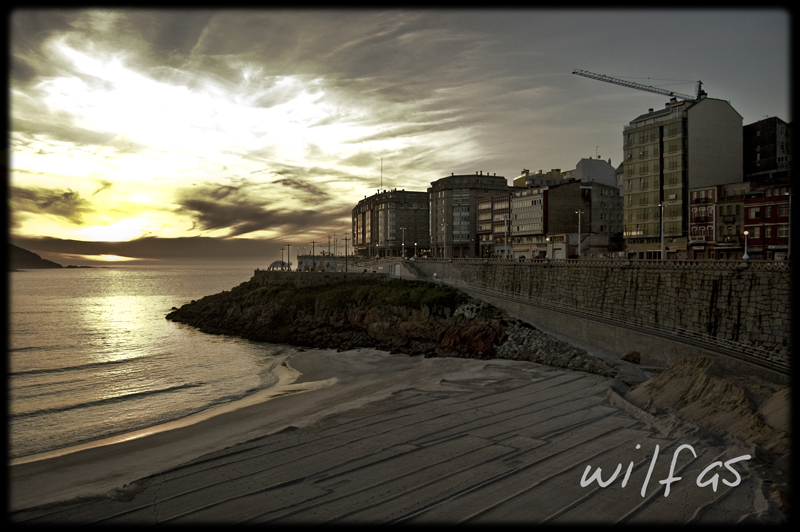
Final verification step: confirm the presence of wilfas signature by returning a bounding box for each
[580,444,751,496]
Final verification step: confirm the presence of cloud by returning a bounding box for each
[174,180,346,238]
[273,176,331,201]
[11,186,94,224]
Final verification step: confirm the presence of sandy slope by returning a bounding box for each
[9,349,787,524]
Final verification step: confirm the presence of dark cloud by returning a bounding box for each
[273,176,331,201]
[174,180,345,238]
[11,186,93,224]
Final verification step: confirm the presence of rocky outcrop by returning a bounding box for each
[166,277,619,377]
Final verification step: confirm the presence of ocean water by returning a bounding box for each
[8,267,295,460]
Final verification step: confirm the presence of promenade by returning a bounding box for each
[10,349,782,524]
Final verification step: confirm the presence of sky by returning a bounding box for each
[8,9,791,267]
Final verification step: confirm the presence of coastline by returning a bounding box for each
[9,348,785,523]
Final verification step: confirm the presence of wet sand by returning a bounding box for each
[9,348,784,524]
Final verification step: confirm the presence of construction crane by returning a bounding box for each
[572,69,702,100]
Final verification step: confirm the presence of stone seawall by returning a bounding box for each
[411,260,791,361]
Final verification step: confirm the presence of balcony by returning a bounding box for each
[693,217,710,224]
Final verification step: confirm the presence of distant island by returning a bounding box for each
[9,244,63,270]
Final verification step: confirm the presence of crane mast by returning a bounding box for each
[572,69,701,100]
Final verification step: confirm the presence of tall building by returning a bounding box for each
[352,189,429,258]
[743,117,791,187]
[428,172,510,258]
[622,94,743,259]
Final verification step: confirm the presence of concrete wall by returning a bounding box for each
[410,259,790,361]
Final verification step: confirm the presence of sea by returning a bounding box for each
[8,267,296,461]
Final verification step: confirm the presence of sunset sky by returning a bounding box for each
[9,9,791,267]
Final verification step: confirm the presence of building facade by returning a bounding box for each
[428,172,510,258]
[743,183,791,260]
[743,117,791,187]
[352,189,429,258]
[622,94,743,259]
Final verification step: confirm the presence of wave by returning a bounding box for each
[9,353,168,377]
[10,382,204,420]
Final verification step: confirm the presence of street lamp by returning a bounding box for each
[743,230,750,260]
[575,210,584,259]
[286,244,291,271]
[414,242,417,258]
[545,236,551,260]
[659,202,667,261]
[400,226,406,259]
[280,246,285,269]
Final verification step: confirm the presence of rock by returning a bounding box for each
[620,350,641,364]
[166,277,618,377]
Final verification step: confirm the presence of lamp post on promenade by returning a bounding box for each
[401,227,406,259]
[575,210,584,259]
[545,236,551,260]
[743,231,750,260]
[660,202,667,260]
[311,240,317,270]
[414,242,417,258]
[281,247,285,269]
[287,244,291,271]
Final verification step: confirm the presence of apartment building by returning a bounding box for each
[428,172,510,258]
[744,117,791,187]
[622,93,743,259]
[351,189,429,258]
[743,184,791,260]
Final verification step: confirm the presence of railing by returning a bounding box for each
[430,277,790,376]
[412,257,791,271]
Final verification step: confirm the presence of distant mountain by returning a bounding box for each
[9,244,63,270]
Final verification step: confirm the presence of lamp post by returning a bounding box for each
[280,247,285,269]
[743,230,750,260]
[414,242,417,258]
[311,240,317,271]
[659,202,667,260]
[545,236,551,260]
[286,244,291,271]
[401,226,406,259]
[575,210,584,259]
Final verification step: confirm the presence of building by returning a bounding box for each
[714,181,751,260]
[512,168,566,188]
[622,93,743,259]
[476,192,512,258]
[742,183,791,260]
[687,185,719,259]
[428,172,510,258]
[563,157,617,187]
[509,179,592,259]
[743,117,791,187]
[352,189,429,258]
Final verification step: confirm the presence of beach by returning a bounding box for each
[9,347,784,524]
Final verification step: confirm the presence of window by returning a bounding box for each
[749,208,760,219]
[766,226,772,239]
[778,225,789,237]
